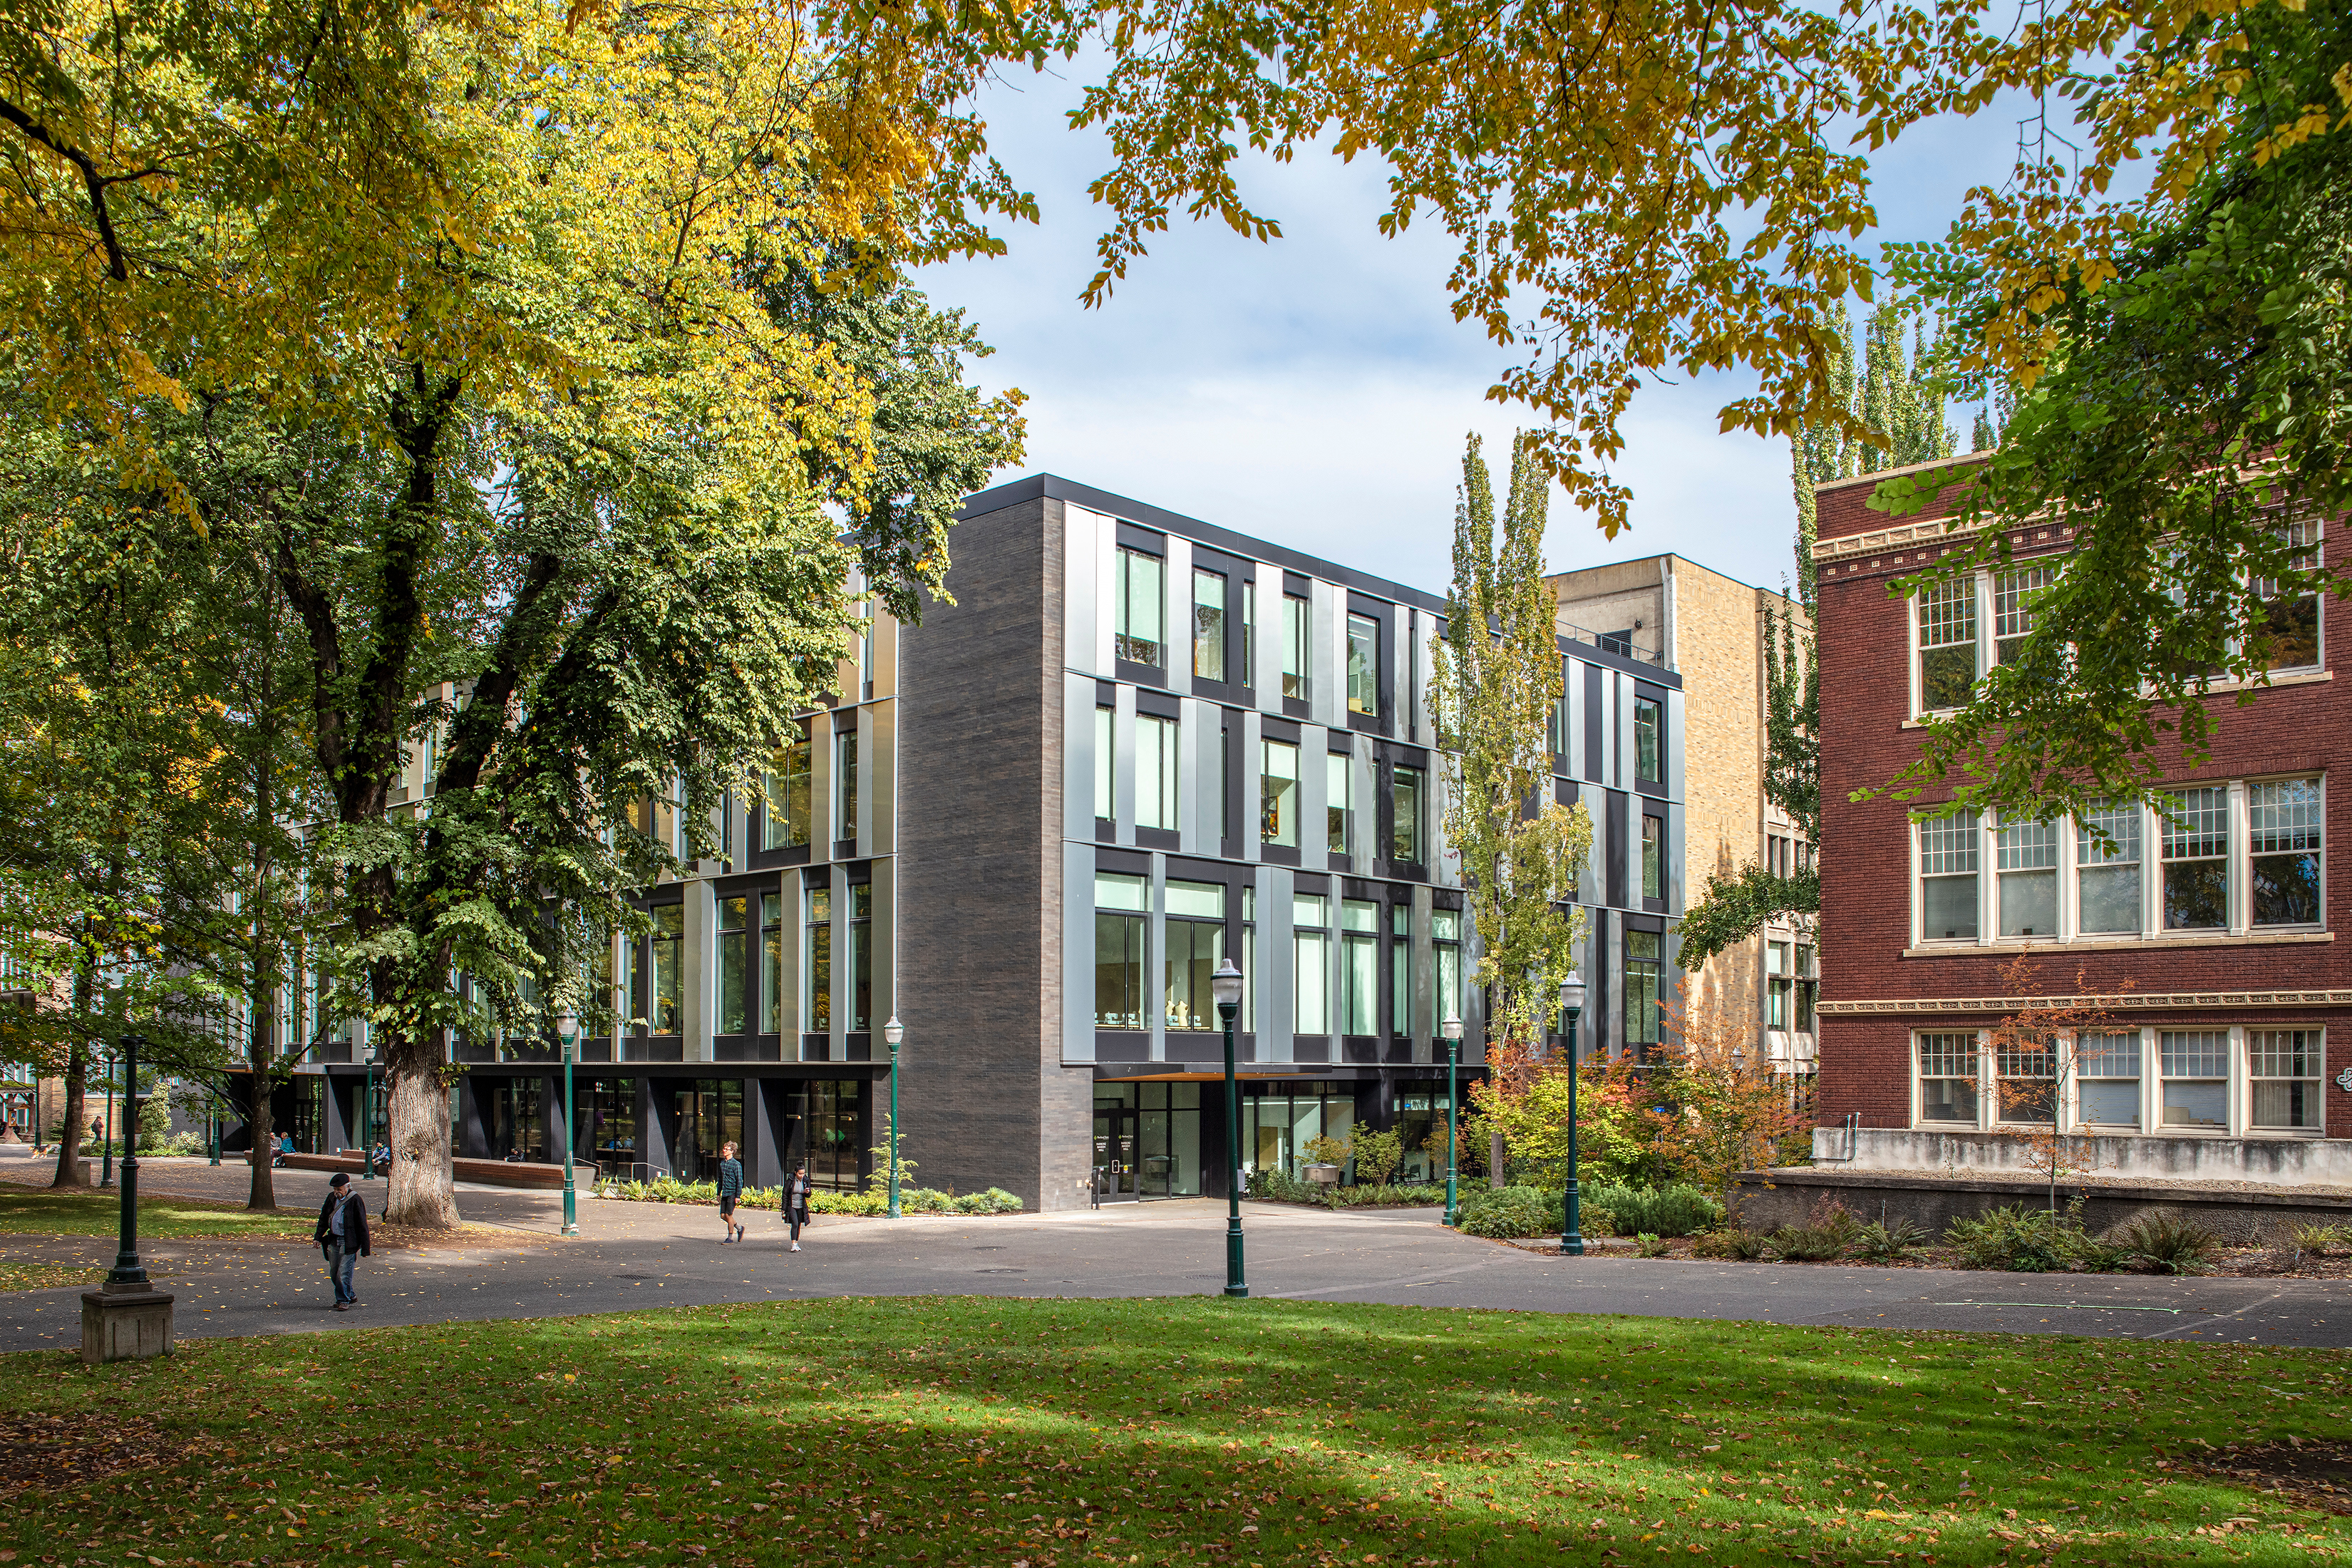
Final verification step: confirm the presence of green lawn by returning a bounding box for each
[0,1257,101,1291]
[0,1183,309,1239]
[3,1298,2344,1567]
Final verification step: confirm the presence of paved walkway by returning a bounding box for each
[6,1147,2348,1349]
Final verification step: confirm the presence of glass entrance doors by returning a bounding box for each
[1093,1108,1137,1201]
[672,1080,743,1185]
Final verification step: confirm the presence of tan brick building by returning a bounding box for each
[1544,555,1816,1078]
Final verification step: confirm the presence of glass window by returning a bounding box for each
[761,892,785,1035]
[1391,905,1410,1038]
[803,1078,866,1191]
[1093,706,1113,821]
[1795,944,1817,1032]
[762,724,811,849]
[1137,714,1180,832]
[2250,778,2322,927]
[1093,873,1147,1029]
[1919,811,1981,941]
[2076,800,2143,935]
[1115,546,1165,666]
[1326,752,1352,854]
[1433,909,1462,1031]
[2254,521,2321,671]
[1340,900,1378,1035]
[1917,1033,1979,1123]
[1995,1037,2056,1124]
[717,896,749,1036]
[2249,1028,2323,1130]
[1346,613,1380,716]
[2159,1030,2228,1130]
[1282,595,1309,700]
[1261,739,1299,847]
[1239,585,1254,688]
[803,883,832,1035]
[1996,817,2058,937]
[1766,940,1790,1030]
[2075,1031,2142,1128]
[649,904,683,1034]
[1164,880,1226,1032]
[1993,566,2050,667]
[2161,788,2229,930]
[1623,931,1661,1046]
[1193,569,1227,681]
[1293,927,1329,1035]
[1917,578,1977,711]
[835,730,858,843]
[1241,886,1257,1032]
[1392,765,1425,863]
[847,883,872,1033]
[616,934,638,1033]
[1634,696,1662,784]
[1641,815,1664,900]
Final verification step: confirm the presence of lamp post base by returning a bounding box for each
[81,1284,175,1364]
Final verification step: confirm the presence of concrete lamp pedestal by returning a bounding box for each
[81,1280,175,1365]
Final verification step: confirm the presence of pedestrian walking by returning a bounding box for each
[784,1160,813,1252]
[314,1172,371,1311]
[716,1141,746,1244]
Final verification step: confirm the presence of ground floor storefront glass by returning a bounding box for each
[291,1076,325,1154]
[574,1078,639,1177]
[1240,1081,1358,1182]
[673,1080,744,1185]
[1093,1081,1203,1198]
[1387,1082,1454,1184]
[488,1079,545,1162]
[801,1079,865,1190]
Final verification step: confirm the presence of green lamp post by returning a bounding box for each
[1212,957,1247,1298]
[557,1008,579,1237]
[1440,1009,1465,1227]
[99,1048,117,1189]
[882,1014,904,1219]
[1559,972,1586,1256]
[361,1038,377,1180]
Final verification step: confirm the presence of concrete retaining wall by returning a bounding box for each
[1810,1126,2352,1187]
[1731,1165,2352,1245]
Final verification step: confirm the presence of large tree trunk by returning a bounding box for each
[51,1042,90,1187]
[384,1046,458,1227]
[246,999,277,1212]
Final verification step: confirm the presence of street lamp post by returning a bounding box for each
[1212,958,1247,1299]
[1559,973,1587,1256]
[208,1093,221,1165]
[1440,1012,1463,1227]
[556,1009,579,1237]
[99,1048,117,1189]
[106,1032,150,1287]
[882,1016,904,1219]
[361,1041,378,1181]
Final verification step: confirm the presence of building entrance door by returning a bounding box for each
[1093,1108,1137,1202]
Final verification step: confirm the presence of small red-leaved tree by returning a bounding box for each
[1984,957,2132,1213]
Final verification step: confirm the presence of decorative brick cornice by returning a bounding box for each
[1812,517,2075,567]
[1820,989,2352,1016]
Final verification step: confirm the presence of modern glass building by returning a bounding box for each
[259,475,1688,1207]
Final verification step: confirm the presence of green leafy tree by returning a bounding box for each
[1431,433,1592,1185]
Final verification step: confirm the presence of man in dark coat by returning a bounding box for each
[313,1171,371,1311]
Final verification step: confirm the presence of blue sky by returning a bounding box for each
[916,66,2033,599]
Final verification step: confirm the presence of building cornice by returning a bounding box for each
[1820,988,2352,1016]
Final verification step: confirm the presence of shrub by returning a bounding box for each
[1768,1195,1863,1262]
[2292,1222,2352,1257]
[2114,1211,2220,1275]
[1946,1204,2082,1272]
[1581,1184,1724,1239]
[1633,1232,1671,1257]
[1328,1183,1448,1209]
[1456,1185,1556,1239]
[1850,1216,1931,1264]
[1247,1167,1323,1204]
[1693,1227,1768,1260]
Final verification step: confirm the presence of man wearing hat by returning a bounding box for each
[313,1172,372,1311]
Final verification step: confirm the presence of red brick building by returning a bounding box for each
[1812,461,2352,1182]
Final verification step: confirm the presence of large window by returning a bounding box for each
[2159,1030,2228,1130]
[803,1079,865,1190]
[1282,594,1309,700]
[1795,944,1817,1032]
[1623,931,1661,1046]
[1917,1033,1979,1124]
[761,892,785,1035]
[2250,778,2322,927]
[1164,880,1225,1032]
[1138,714,1179,832]
[1115,546,1165,666]
[1346,612,1380,716]
[1766,941,1790,1030]
[2076,801,2142,934]
[1996,817,2058,938]
[1095,872,1147,1029]
[1919,812,1981,941]
[649,904,683,1034]
[1093,706,1113,822]
[1327,752,1352,854]
[1433,909,1462,1031]
[835,729,859,844]
[2161,788,2229,930]
[1261,739,1299,847]
[2254,521,2321,671]
[1641,814,1664,899]
[717,895,750,1035]
[1993,567,2050,666]
[847,883,872,1033]
[804,883,832,1036]
[2250,1028,2323,1130]
[1392,765,1425,863]
[1634,696,1662,784]
[1341,899,1378,1033]
[762,724,811,849]
[1996,1038,2056,1124]
[1391,904,1411,1038]
[2075,1031,2142,1128]
[1194,569,1227,681]
[1917,579,1977,711]
[1293,893,1329,1035]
